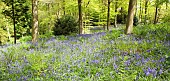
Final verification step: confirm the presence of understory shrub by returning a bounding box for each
[53,15,78,35]
[0,28,8,45]
[0,23,170,81]
[19,36,32,43]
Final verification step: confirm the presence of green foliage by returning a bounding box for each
[134,23,170,40]
[39,31,54,39]
[162,8,170,23]
[105,29,123,40]
[0,27,8,45]
[2,0,32,37]
[19,36,32,43]
[53,15,78,35]
[0,23,170,80]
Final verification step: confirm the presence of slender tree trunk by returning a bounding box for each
[32,0,39,44]
[56,2,60,18]
[135,0,137,16]
[139,0,142,22]
[101,1,106,30]
[107,0,110,31]
[46,3,51,32]
[154,5,158,24]
[114,0,118,28]
[12,0,16,44]
[78,0,83,34]
[166,1,168,10]
[63,0,66,15]
[144,0,149,24]
[120,7,124,23]
[125,0,137,34]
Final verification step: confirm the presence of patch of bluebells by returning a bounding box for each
[0,27,170,80]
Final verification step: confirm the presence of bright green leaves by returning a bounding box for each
[2,0,32,38]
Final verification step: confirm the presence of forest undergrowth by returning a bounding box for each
[0,23,170,81]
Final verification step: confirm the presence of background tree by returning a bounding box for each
[32,0,38,44]
[12,0,16,44]
[144,0,149,24]
[114,0,118,28]
[2,0,31,44]
[125,0,137,34]
[106,0,110,31]
[154,0,168,24]
[78,0,83,34]
[0,0,170,44]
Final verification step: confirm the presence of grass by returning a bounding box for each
[0,23,170,81]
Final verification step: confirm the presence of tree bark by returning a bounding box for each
[12,0,16,44]
[139,0,142,22]
[125,0,136,34]
[63,0,66,15]
[144,0,149,24]
[32,0,39,44]
[107,0,110,31]
[114,0,118,28]
[154,5,158,24]
[120,7,125,23]
[78,0,83,34]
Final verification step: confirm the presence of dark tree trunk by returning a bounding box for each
[154,5,158,24]
[63,0,66,15]
[12,0,16,44]
[107,0,110,31]
[78,0,83,34]
[125,0,137,34]
[46,3,51,32]
[32,0,39,44]
[144,0,149,24]
[139,0,142,22]
[120,7,124,23]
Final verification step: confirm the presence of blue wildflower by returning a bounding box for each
[82,58,86,62]
[124,60,131,66]
[91,60,100,64]
[135,54,141,60]
[158,69,163,75]
[113,63,118,69]
[159,57,165,62]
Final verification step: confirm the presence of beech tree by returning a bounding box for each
[114,0,118,28]
[32,0,38,44]
[2,0,31,44]
[144,0,149,24]
[106,0,110,31]
[63,0,66,15]
[78,0,83,34]
[125,0,137,34]
[12,0,16,44]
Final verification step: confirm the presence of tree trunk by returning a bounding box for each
[154,5,158,24]
[125,0,136,34]
[107,0,110,31]
[12,0,16,44]
[166,1,168,10]
[78,0,83,34]
[139,0,142,22]
[114,0,118,28]
[63,0,66,15]
[135,0,137,16]
[144,0,149,24]
[120,7,124,23]
[47,3,51,32]
[32,0,39,44]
